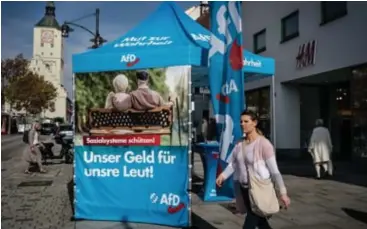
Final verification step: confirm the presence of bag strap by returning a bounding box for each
[241,140,253,186]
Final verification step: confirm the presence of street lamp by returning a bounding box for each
[61,8,107,49]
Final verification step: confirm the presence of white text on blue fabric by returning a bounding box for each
[82,150,177,178]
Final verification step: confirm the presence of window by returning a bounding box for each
[245,87,271,139]
[50,52,53,56]
[253,29,266,54]
[321,1,347,25]
[41,43,44,47]
[281,10,299,43]
[51,44,54,48]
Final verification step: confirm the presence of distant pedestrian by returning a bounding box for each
[201,118,208,142]
[23,122,47,174]
[308,119,333,179]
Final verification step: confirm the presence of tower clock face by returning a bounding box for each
[41,30,54,44]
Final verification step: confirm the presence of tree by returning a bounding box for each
[4,71,58,115]
[1,54,30,109]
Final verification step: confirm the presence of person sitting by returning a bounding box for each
[130,70,173,111]
[105,74,132,111]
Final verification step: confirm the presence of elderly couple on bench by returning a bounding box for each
[105,71,174,111]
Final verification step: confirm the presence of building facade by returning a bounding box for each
[241,2,367,161]
[30,2,68,120]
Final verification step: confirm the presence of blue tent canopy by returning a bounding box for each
[72,2,209,73]
[72,1,275,78]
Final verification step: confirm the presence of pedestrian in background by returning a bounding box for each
[308,119,333,179]
[23,122,47,174]
[201,118,208,142]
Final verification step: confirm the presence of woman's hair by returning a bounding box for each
[240,109,263,136]
[315,119,324,127]
[137,71,149,87]
[113,74,129,93]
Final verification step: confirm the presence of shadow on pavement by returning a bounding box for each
[191,212,219,229]
[342,208,367,225]
[192,173,204,195]
[120,216,134,229]
[278,154,367,188]
[67,179,75,218]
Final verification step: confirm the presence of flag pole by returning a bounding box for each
[271,74,276,149]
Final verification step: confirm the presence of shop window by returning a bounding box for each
[253,29,266,54]
[351,65,367,158]
[281,10,299,43]
[321,1,347,25]
[245,87,271,139]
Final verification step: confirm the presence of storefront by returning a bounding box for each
[351,64,367,160]
[245,87,271,139]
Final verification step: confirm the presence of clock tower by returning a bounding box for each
[30,1,68,120]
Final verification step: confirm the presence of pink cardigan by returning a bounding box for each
[222,136,287,214]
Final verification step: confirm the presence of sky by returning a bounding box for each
[1,1,198,98]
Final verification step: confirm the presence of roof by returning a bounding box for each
[72,2,209,73]
[35,1,60,30]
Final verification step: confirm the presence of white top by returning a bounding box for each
[33,131,39,145]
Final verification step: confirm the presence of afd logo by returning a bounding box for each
[150,192,185,214]
[120,54,140,67]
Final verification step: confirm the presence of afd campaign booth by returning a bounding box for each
[71,2,210,228]
[71,1,275,227]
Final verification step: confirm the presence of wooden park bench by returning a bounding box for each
[88,106,173,135]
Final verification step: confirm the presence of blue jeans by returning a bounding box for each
[241,187,272,229]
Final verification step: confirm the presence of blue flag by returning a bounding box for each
[208,2,244,173]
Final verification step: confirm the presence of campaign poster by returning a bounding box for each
[73,66,190,227]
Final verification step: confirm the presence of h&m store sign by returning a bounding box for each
[296,40,317,69]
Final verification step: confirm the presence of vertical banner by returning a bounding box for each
[74,66,191,227]
[208,2,245,198]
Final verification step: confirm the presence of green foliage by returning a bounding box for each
[1,54,30,107]
[75,68,170,116]
[2,54,58,115]
[4,72,58,114]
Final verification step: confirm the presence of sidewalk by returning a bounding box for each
[192,154,367,229]
[1,142,73,229]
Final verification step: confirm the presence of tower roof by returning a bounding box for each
[35,1,60,30]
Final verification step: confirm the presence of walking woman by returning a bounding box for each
[308,119,333,179]
[23,122,47,174]
[216,110,290,229]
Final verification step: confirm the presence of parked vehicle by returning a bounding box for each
[54,124,73,144]
[39,142,56,163]
[60,134,74,164]
[41,123,56,135]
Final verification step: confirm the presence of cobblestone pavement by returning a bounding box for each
[1,137,73,229]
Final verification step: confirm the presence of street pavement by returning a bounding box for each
[1,134,73,229]
[2,136,367,229]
